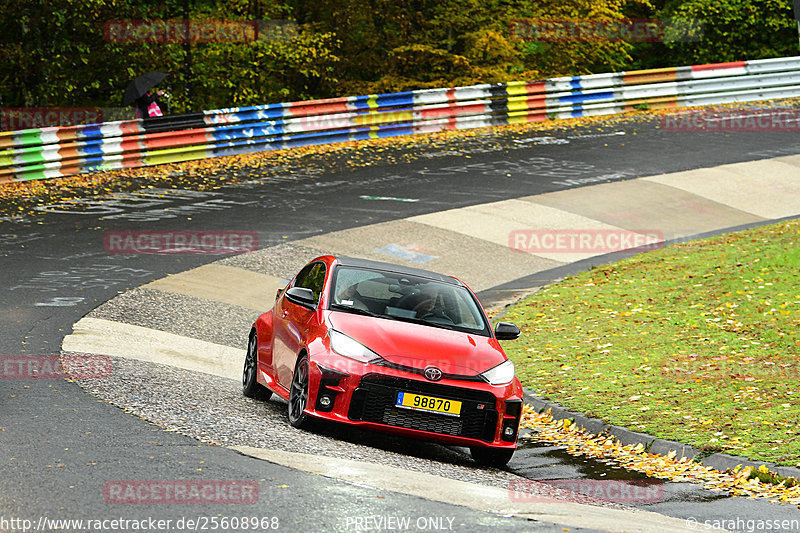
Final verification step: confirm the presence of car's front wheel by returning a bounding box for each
[288,354,310,428]
[242,333,272,401]
[470,446,514,468]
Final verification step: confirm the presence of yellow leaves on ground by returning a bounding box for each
[521,406,800,508]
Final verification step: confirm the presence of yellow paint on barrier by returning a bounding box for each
[354,110,413,126]
[144,146,212,166]
[506,113,547,125]
[506,83,530,97]
[507,97,531,112]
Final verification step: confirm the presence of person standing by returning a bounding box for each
[134,90,164,119]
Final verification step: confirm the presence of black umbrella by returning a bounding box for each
[122,72,170,106]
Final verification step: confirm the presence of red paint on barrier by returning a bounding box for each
[142,129,210,149]
[691,61,746,72]
[526,81,547,95]
[290,100,350,117]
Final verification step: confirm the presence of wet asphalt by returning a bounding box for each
[2,115,800,531]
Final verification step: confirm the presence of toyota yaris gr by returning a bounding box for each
[242,255,524,466]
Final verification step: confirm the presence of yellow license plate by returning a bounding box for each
[396,392,461,417]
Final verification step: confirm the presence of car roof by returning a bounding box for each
[332,256,462,286]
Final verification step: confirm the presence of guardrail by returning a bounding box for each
[2,56,800,183]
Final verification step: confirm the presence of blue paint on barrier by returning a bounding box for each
[377,125,413,137]
[559,91,614,104]
[350,96,373,110]
[79,140,105,156]
[79,125,103,139]
[376,93,415,107]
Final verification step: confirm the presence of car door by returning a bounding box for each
[272,261,326,390]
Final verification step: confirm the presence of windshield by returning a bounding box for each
[329,266,490,335]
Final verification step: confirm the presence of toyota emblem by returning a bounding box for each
[423,366,443,381]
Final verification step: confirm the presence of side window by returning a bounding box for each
[293,262,326,302]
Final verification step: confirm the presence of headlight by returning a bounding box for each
[329,330,381,363]
[480,359,515,385]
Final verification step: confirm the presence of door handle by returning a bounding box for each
[282,310,288,318]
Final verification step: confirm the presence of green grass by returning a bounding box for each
[503,219,800,466]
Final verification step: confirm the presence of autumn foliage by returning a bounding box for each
[0,0,797,112]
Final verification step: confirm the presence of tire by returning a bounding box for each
[287,354,310,428]
[242,332,272,401]
[470,446,514,468]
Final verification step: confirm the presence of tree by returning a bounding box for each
[657,0,797,64]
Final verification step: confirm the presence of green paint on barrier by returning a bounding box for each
[21,150,46,164]
[18,132,44,147]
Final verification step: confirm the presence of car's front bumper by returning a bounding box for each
[305,357,523,449]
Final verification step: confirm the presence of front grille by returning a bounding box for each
[348,374,498,442]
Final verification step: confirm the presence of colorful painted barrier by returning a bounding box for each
[2,56,800,183]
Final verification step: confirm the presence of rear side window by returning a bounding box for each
[293,262,326,302]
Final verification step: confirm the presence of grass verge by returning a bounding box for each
[504,219,800,466]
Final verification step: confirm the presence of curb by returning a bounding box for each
[522,389,800,482]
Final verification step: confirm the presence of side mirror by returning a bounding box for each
[285,286,317,309]
[276,288,284,300]
[494,322,520,340]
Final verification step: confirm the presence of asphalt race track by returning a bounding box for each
[2,114,800,532]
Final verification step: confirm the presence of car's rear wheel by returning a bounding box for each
[470,446,514,467]
[288,354,310,428]
[242,333,272,401]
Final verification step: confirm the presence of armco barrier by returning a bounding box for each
[2,56,800,183]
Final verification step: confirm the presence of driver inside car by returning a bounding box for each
[412,287,455,324]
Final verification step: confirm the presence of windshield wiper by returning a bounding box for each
[389,315,458,331]
[329,303,380,318]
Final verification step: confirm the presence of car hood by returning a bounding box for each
[327,311,507,375]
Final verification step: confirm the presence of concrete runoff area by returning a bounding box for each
[299,218,564,291]
[63,316,244,381]
[142,263,286,312]
[642,155,800,219]
[232,446,710,533]
[528,179,765,240]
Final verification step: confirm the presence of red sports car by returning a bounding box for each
[242,255,524,466]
